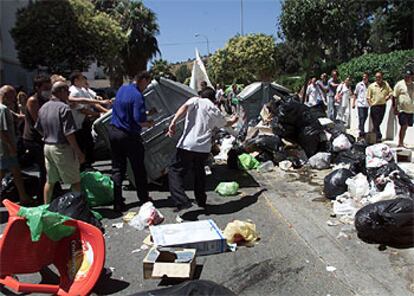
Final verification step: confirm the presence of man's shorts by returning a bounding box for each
[0,155,19,171]
[44,144,80,184]
[398,112,414,127]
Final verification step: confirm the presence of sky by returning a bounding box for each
[143,0,282,64]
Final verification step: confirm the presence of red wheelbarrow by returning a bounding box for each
[0,199,105,295]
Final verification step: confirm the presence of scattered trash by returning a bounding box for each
[324,169,355,200]
[332,134,352,152]
[309,152,332,170]
[257,160,275,173]
[238,153,260,170]
[223,220,259,247]
[129,202,164,231]
[150,220,226,255]
[279,160,293,171]
[326,266,337,272]
[366,143,394,168]
[80,171,114,207]
[143,247,197,280]
[346,173,370,201]
[143,235,153,247]
[131,248,142,254]
[205,166,212,176]
[326,220,341,227]
[48,192,103,231]
[355,198,414,248]
[112,223,123,229]
[336,231,350,239]
[123,211,138,223]
[333,195,358,217]
[215,182,240,196]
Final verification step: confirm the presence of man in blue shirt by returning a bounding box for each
[109,71,154,211]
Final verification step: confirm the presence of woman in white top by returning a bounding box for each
[335,77,354,127]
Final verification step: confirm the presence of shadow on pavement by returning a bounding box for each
[158,264,203,286]
[181,189,267,221]
[92,271,130,295]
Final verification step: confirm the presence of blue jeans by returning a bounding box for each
[327,95,336,120]
[357,107,369,137]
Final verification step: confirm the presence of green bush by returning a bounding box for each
[338,50,414,86]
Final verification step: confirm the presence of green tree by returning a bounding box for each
[209,34,277,85]
[150,59,175,80]
[278,0,372,69]
[93,0,160,87]
[11,0,125,74]
[175,64,191,83]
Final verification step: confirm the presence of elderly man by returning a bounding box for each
[0,85,31,205]
[394,70,414,147]
[367,71,393,142]
[36,82,84,203]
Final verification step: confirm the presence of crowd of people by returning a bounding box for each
[0,72,110,206]
[304,69,414,146]
[1,68,413,212]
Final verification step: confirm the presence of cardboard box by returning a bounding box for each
[150,220,227,256]
[143,247,196,279]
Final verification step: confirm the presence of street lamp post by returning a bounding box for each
[240,0,244,35]
[195,33,210,56]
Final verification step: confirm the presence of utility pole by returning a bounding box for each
[240,0,244,35]
[195,33,210,56]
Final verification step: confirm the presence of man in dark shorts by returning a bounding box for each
[394,70,414,147]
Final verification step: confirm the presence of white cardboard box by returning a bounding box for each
[149,219,227,256]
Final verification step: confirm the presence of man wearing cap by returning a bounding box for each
[394,70,414,147]
[367,71,393,142]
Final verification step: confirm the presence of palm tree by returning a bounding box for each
[94,0,160,87]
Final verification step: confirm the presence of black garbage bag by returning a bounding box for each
[130,280,236,296]
[271,122,297,142]
[323,168,355,200]
[367,162,414,197]
[275,97,310,126]
[297,122,324,157]
[227,145,245,170]
[244,135,283,154]
[48,192,103,232]
[0,172,40,202]
[333,150,366,175]
[308,104,327,119]
[355,198,414,248]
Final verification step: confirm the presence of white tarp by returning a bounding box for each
[189,48,213,92]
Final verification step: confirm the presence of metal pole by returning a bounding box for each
[195,33,210,56]
[240,0,244,35]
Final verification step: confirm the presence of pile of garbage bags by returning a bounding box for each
[213,94,414,249]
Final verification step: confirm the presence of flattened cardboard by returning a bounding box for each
[143,247,196,279]
[149,219,226,256]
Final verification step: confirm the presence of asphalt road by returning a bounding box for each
[1,162,412,296]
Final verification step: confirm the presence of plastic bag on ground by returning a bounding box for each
[308,152,331,170]
[332,134,352,152]
[257,160,274,173]
[355,198,414,248]
[80,171,114,207]
[238,153,260,170]
[367,181,396,204]
[214,136,235,161]
[1,172,40,201]
[324,168,355,200]
[346,173,369,201]
[366,143,394,168]
[48,192,104,231]
[278,160,293,171]
[223,220,259,247]
[215,182,240,196]
[333,196,359,217]
[18,205,75,242]
[129,201,164,230]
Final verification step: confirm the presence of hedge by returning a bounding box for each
[338,50,414,86]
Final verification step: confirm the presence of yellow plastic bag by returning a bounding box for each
[223,219,259,247]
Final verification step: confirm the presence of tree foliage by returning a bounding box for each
[150,59,175,80]
[175,64,191,83]
[208,34,277,85]
[93,0,160,85]
[279,0,372,70]
[11,0,126,74]
[338,50,414,86]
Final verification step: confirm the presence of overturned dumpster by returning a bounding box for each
[237,82,292,121]
[93,78,197,183]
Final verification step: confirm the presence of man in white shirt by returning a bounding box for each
[306,77,322,107]
[352,72,370,138]
[167,87,238,211]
